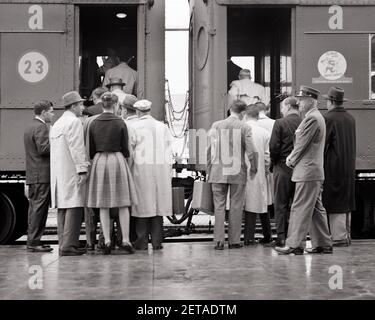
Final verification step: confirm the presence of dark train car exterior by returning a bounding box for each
[0,0,165,243]
[189,0,375,237]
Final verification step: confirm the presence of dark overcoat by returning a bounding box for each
[322,107,356,213]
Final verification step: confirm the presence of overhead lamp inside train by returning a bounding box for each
[116,13,127,19]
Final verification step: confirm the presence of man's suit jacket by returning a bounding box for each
[287,108,326,182]
[207,115,257,185]
[24,118,50,184]
[103,62,138,95]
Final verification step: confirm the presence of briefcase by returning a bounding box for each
[172,187,185,215]
[191,181,214,215]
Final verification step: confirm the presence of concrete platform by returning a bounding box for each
[1,241,375,300]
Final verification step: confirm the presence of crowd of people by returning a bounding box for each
[24,56,173,255]
[24,64,356,257]
[209,70,356,254]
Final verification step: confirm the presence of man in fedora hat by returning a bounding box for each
[103,46,138,96]
[50,91,90,256]
[322,86,356,247]
[275,86,332,255]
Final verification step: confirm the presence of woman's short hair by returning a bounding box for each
[101,92,118,109]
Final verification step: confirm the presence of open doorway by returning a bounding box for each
[79,5,138,102]
[227,7,292,119]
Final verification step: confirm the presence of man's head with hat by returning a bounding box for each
[323,86,347,111]
[295,85,320,118]
[105,77,126,92]
[62,91,85,117]
[121,94,138,120]
[134,99,152,116]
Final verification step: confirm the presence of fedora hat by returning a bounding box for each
[105,77,126,89]
[322,86,347,102]
[295,85,320,100]
[61,91,85,108]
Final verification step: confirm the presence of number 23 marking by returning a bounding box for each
[24,60,44,74]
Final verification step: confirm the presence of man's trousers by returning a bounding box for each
[286,181,331,249]
[27,183,50,246]
[57,208,83,251]
[211,183,245,244]
[273,164,295,241]
[134,216,164,250]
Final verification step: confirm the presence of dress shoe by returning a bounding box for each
[228,243,243,249]
[305,246,333,254]
[41,244,51,248]
[332,239,350,247]
[244,240,257,246]
[72,246,87,253]
[264,239,285,247]
[119,243,135,254]
[152,245,163,251]
[214,242,224,250]
[86,244,95,251]
[59,247,85,256]
[274,245,304,255]
[101,244,111,255]
[27,245,53,253]
[259,238,272,244]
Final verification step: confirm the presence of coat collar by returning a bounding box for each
[34,116,45,124]
[126,115,138,121]
[139,114,153,120]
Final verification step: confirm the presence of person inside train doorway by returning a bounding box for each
[131,100,173,251]
[103,46,138,96]
[275,86,332,255]
[98,47,120,78]
[24,100,55,253]
[269,96,301,247]
[243,104,272,245]
[228,69,270,108]
[322,87,356,247]
[207,100,258,250]
[50,91,90,256]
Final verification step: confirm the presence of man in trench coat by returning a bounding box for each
[50,91,90,256]
[322,87,356,247]
[275,86,332,255]
[131,99,173,250]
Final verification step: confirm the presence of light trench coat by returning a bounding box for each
[130,114,173,218]
[244,120,272,213]
[50,111,89,208]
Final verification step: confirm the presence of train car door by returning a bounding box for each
[75,0,165,120]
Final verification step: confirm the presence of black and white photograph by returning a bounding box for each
[0,0,375,311]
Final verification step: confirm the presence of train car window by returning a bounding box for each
[370,35,375,99]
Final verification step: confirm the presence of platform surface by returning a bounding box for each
[1,241,374,300]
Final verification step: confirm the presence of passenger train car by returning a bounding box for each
[189,0,375,238]
[0,0,164,243]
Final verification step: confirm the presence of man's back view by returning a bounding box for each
[228,69,270,107]
[207,100,257,250]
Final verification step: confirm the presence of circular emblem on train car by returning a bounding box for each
[317,51,347,81]
[18,51,49,83]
